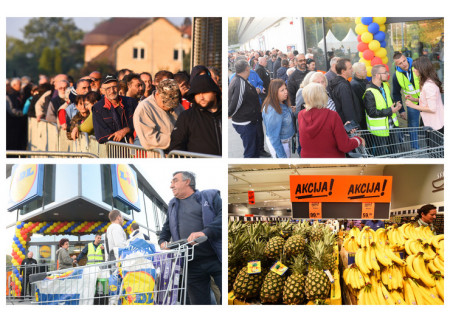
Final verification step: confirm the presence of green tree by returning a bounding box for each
[7,18,85,81]
[38,47,54,74]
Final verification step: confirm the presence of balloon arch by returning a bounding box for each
[355,17,388,79]
[9,220,135,297]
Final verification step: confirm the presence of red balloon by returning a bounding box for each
[357,35,362,42]
[363,49,374,61]
[357,42,369,52]
[371,57,383,66]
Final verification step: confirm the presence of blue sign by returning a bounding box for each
[110,165,141,211]
[8,164,44,211]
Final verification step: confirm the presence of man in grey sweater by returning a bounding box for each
[133,79,185,150]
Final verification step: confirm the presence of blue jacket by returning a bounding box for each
[262,103,295,158]
[158,190,222,262]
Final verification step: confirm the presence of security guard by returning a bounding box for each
[75,233,104,265]
[392,52,421,148]
[363,64,402,156]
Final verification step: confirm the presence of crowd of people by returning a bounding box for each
[7,65,222,156]
[228,48,444,158]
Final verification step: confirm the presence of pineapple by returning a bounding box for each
[260,269,286,303]
[233,240,267,301]
[309,222,325,242]
[228,232,248,291]
[305,241,332,301]
[322,228,337,272]
[264,236,285,259]
[283,254,307,305]
[284,234,307,258]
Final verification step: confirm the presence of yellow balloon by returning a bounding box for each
[355,23,368,35]
[361,32,373,44]
[367,66,373,77]
[375,47,387,58]
[379,24,386,32]
[355,17,362,24]
[358,52,363,58]
[21,254,26,260]
[368,40,381,51]
[373,17,387,25]
[382,56,389,64]
[360,58,371,67]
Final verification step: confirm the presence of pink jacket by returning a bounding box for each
[419,79,444,131]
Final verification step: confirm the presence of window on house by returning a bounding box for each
[173,49,179,60]
[140,48,145,59]
[133,48,138,59]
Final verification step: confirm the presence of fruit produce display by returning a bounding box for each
[341,224,444,305]
[228,220,339,305]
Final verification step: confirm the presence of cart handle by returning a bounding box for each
[166,236,208,249]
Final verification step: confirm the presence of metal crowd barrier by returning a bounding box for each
[19,117,220,158]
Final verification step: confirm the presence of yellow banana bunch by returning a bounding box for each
[376,228,388,245]
[431,234,444,249]
[357,227,377,248]
[401,223,416,240]
[390,289,407,304]
[403,278,418,304]
[381,264,403,290]
[373,241,393,267]
[343,264,367,290]
[343,236,359,252]
[413,226,434,244]
[355,247,371,275]
[357,283,380,305]
[434,273,444,301]
[348,226,361,239]
[433,253,444,274]
[405,238,424,256]
[406,253,421,279]
[386,225,406,251]
[407,278,443,305]
[412,253,436,287]
[422,243,436,261]
[427,258,443,276]
[383,245,406,266]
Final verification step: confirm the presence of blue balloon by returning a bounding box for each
[13,237,18,242]
[368,22,380,34]
[13,268,19,275]
[361,17,373,25]
[374,31,386,42]
[380,41,387,48]
[19,276,23,282]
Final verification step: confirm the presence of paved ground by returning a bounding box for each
[228,119,300,158]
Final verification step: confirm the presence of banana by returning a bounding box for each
[375,281,387,304]
[364,246,373,271]
[431,234,444,249]
[409,239,424,254]
[427,260,440,275]
[433,256,445,272]
[384,246,406,266]
[374,242,393,267]
[381,267,389,285]
[357,288,366,305]
[343,236,351,251]
[403,278,418,305]
[435,276,444,301]
[367,284,380,305]
[416,283,443,305]
[405,239,414,256]
[380,282,396,305]
[368,244,380,271]
[406,254,420,279]
[422,243,436,261]
[407,278,425,305]
[390,290,407,304]
[412,253,436,287]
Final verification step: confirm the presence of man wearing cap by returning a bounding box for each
[133,79,184,150]
[92,74,137,144]
[167,74,222,156]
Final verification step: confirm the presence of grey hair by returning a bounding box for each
[235,59,250,74]
[352,62,366,77]
[173,171,196,190]
[330,57,340,67]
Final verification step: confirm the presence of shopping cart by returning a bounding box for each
[29,237,207,305]
[347,127,443,158]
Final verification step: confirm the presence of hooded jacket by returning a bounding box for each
[298,108,362,158]
[392,57,418,114]
[328,75,363,126]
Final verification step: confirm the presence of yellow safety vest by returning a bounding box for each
[396,68,420,104]
[364,83,399,137]
[87,243,103,265]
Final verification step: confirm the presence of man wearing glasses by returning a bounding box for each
[287,53,309,104]
[89,71,102,93]
[92,74,137,144]
[363,64,402,156]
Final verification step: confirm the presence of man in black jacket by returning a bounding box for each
[350,62,369,130]
[287,54,309,104]
[255,57,271,102]
[328,58,363,127]
[20,251,38,297]
[229,59,262,158]
[168,74,222,156]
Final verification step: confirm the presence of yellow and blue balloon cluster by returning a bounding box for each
[10,220,134,297]
[355,17,389,78]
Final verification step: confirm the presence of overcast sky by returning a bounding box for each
[6,17,186,40]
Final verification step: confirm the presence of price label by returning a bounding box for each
[361,202,375,219]
[247,260,261,274]
[248,190,255,205]
[309,202,322,219]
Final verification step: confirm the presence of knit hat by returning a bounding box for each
[184,74,221,103]
[156,79,180,109]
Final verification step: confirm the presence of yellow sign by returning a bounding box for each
[9,164,38,203]
[361,203,375,219]
[117,164,139,203]
[40,245,51,258]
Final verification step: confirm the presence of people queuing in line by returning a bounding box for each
[7,65,222,156]
[228,49,443,158]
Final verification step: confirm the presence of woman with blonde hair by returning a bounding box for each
[298,83,364,158]
[262,79,296,158]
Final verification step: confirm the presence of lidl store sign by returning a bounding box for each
[111,165,141,211]
[8,164,44,211]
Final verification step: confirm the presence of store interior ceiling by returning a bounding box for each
[228,164,386,211]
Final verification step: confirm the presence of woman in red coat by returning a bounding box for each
[298,83,365,158]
